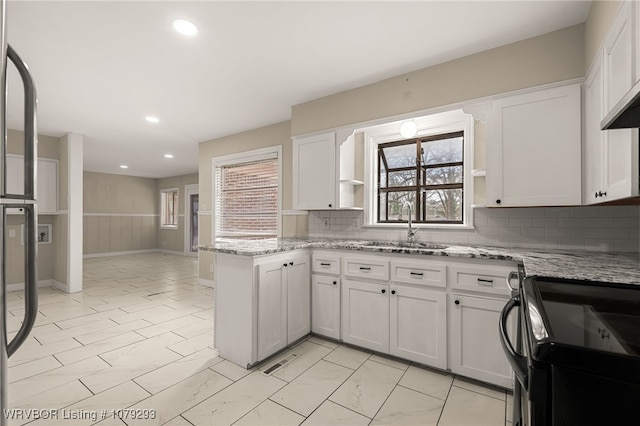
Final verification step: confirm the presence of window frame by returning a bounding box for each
[211,145,282,241]
[160,188,179,230]
[377,130,465,224]
[364,109,475,229]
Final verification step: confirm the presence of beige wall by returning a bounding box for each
[584,1,621,69]
[198,121,304,280]
[83,172,158,255]
[291,25,585,136]
[157,173,198,253]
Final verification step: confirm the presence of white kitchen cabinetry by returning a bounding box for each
[583,2,639,204]
[486,83,581,207]
[6,155,58,214]
[342,255,447,369]
[292,131,363,210]
[258,254,310,360]
[449,294,515,389]
[604,1,634,112]
[214,251,310,368]
[311,251,341,339]
[342,278,390,353]
[390,284,446,368]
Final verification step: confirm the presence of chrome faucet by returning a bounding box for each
[403,201,419,243]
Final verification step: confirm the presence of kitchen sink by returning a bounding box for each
[362,241,449,250]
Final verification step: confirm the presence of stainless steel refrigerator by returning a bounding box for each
[0,0,39,423]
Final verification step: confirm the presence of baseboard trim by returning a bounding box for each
[156,249,186,256]
[199,278,215,288]
[7,279,54,292]
[83,249,161,259]
[51,280,70,293]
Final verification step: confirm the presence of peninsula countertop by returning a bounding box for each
[200,238,640,285]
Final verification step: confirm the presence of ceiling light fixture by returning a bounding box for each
[164,154,174,159]
[120,165,129,169]
[172,18,198,36]
[145,116,159,124]
[400,120,418,138]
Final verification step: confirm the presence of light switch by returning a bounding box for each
[8,229,15,238]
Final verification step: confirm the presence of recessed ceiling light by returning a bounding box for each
[120,165,129,169]
[172,19,198,36]
[145,116,159,124]
[164,154,174,159]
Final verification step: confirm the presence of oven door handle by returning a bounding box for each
[499,297,528,390]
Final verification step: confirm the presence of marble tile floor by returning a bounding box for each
[4,253,513,426]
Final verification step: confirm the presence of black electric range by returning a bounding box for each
[501,276,640,426]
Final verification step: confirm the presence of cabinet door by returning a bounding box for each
[257,261,288,360]
[603,1,633,113]
[292,133,336,210]
[390,285,446,369]
[487,84,581,207]
[341,279,389,353]
[583,56,605,204]
[37,159,58,213]
[450,294,514,389]
[6,155,24,195]
[311,274,340,340]
[287,255,311,344]
[601,1,639,201]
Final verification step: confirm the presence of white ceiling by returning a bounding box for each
[5,1,591,178]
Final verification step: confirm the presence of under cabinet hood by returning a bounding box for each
[602,79,640,129]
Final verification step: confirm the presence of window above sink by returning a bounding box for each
[361,109,475,230]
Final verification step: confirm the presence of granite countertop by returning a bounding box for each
[200,238,640,285]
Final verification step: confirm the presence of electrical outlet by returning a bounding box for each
[8,229,15,238]
[209,264,214,273]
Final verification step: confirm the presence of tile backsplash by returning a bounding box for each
[308,206,640,253]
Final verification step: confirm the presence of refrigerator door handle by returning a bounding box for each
[4,44,38,358]
[6,204,37,357]
[6,44,37,200]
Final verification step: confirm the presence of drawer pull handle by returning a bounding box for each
[410,272,424,277]
[477,278,493,286]
[320,263,331,267]
[359,267,371,271]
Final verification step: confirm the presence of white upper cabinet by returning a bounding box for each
[603,1,633,112]
[293,132,337,210]
[6,155,58,214]
[583,56,606,205]
[37,159,58,214]
[292,131,363,210]
[486,83,582,207]
[584,1,639,204]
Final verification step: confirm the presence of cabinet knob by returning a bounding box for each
[283,263,288,268]
[391,290,396,295]
[454,300,460,305]
[289,261,294,266]
[381,289,386,294]
[329,204,333,208]
[332,281,337,285]
[595,191,599,198]
[495,199,501,205]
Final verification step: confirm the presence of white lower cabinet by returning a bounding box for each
[390,284,447,368]
[311,274,341,340]
[449,293,515,389]
[257,255,310,360]
[341,279,390,353]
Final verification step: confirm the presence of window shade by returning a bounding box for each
[215,156,278,239]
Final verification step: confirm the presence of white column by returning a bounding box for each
[66,133,83,293]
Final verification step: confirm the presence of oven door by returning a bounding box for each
[499,296,528,425]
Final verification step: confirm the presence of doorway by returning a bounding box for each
[184,184,199,257]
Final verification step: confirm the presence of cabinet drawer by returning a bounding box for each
[343,257,389,281]
[390,260,446,288]
[312,252,341,275]
[449,264,516,296]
